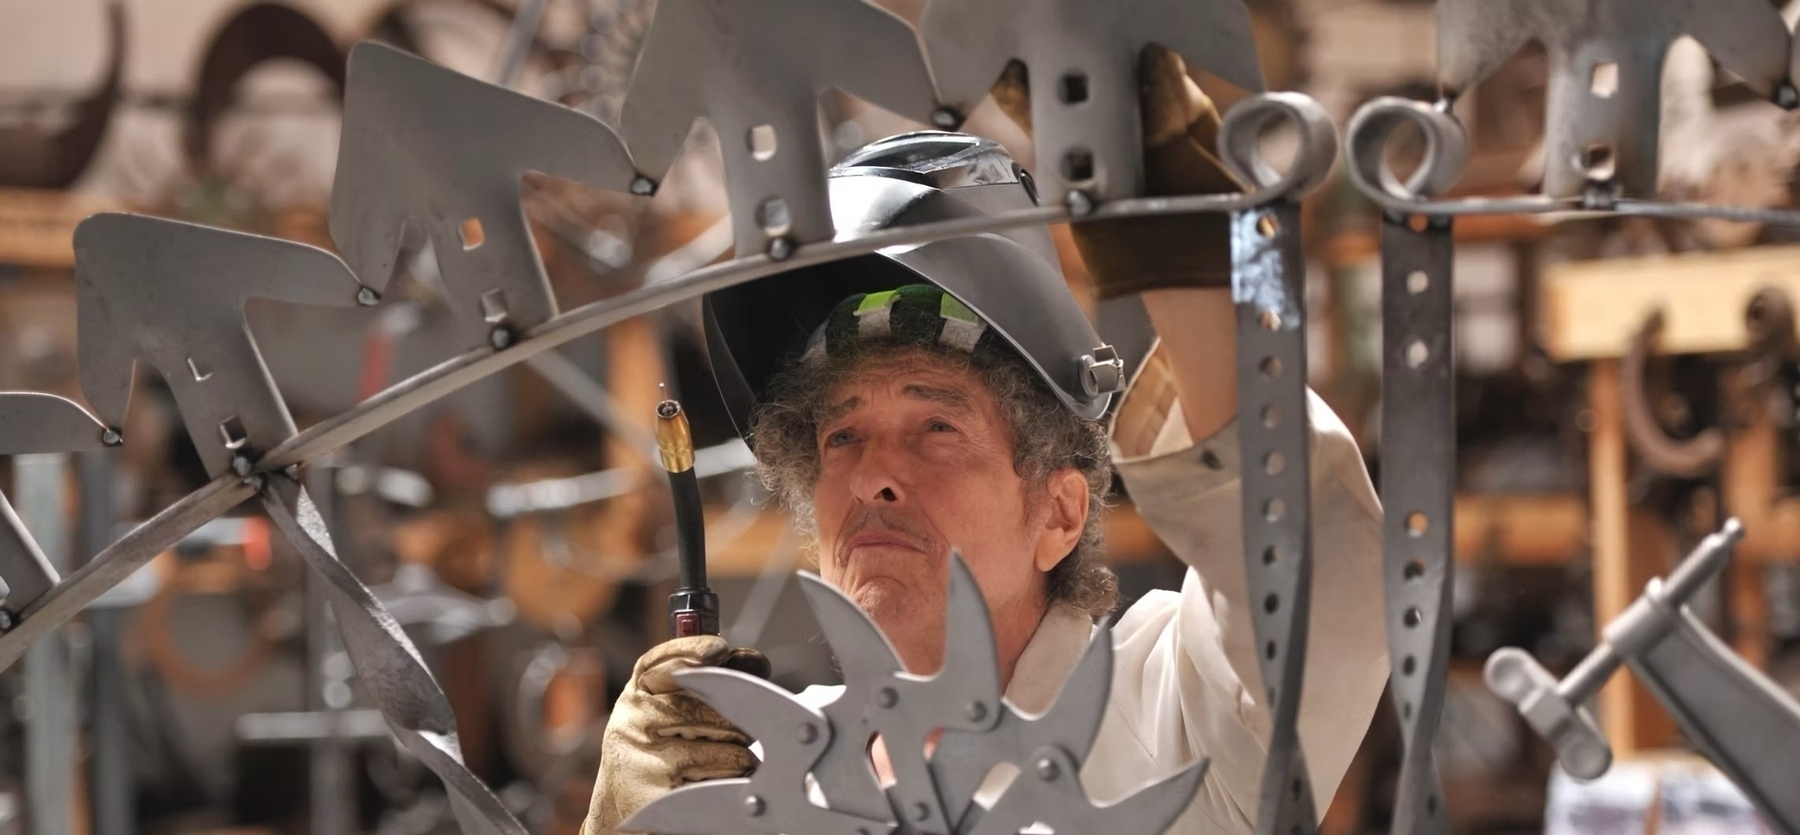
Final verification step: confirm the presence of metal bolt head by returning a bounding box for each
[100,428,121,446]
[630,176,657,196]
[912,803,930,822]
[1066,189,1095,218]
[767,236,795,262]
[232,455,253,476]
[1035,757,1060,781]
[489,327,515,350]
[743,795,766,817]
[931,107,961,129]
[876,687,898,708]
[356,287,380,307]
[965,701,988,722]
[0,610,15,632]
[798,722,818,744]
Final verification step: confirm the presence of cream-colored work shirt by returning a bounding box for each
[799,344,1390,833]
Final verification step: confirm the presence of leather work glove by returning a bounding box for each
[990,44,1243,298]
[580,635,772,835]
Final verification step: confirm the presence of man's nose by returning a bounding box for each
[849,441,906,504]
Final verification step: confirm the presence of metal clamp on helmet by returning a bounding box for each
[702,131,1122,443]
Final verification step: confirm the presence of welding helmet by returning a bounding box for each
[701,131,1122,442]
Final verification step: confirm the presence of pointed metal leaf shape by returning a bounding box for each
[922,0,1261,203]
[74,213,368,477]
[621,0,940,255]
[331,42,638,346]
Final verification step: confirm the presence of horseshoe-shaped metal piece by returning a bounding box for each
[1619,309,1725,479]
[621,0,942,257]
[1437,0,1795,200]
[921,0,1263,205]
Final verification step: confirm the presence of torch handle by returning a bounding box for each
[656,396,718,638]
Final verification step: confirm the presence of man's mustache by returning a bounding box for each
[831,508,943,568]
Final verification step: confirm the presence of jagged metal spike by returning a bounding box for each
[331,42,637,347]
[965,744,1208,835]
[0,393,111,617]
[73,214,370,478]
[621,667,896,835]
[263,475,525,835]
[921,0,1263,204]
[1437,0,1793,199]
[930,618,1113,828]
[795,554,1004,835]
[621,0,941,256]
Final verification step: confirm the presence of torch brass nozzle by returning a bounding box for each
[655,399,695,473]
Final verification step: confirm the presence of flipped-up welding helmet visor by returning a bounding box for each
[701,131,1122,442]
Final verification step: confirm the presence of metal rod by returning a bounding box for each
[19,454,72,835]
[525,349,662,467]
[78,449,134,835]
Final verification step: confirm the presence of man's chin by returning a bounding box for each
[850,581,942,649]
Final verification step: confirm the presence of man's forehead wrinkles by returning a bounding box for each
[901,383,973,412]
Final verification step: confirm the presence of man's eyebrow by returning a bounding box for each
[900,383,972,413]
[818,395,862,428]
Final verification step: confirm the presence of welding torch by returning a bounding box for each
[656,392,719,638]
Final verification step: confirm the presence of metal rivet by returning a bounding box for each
[798,723,818,744]
[1066,189,1095,218]
[743,795,765,817]
[630,176,656,196]
[767,236,794,261]
[232,455,252,476]
[283,464,300,478]
[356,287,380,306]
[0,611,15,632]
[489,327,514,350]
[931,107,961,129]
[100,428,121,446]
[965,701,987,722]
[912,803,930,822]
[876,687,898,708]
[1035,757,1060,781]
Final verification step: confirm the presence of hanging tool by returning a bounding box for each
[656,389,718,637]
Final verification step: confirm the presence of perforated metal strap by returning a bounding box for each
[1379,214,1456,834]
[1231,202,1318,835]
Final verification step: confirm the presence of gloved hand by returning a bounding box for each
[580,635,772,835]
[990,44,1243,298]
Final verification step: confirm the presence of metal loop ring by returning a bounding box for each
[1345,96,1470,210]
[1217,92,1340,200]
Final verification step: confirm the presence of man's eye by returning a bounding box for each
[825,429,857,447]
[926,420,956,433]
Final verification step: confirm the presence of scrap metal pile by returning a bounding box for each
[0,0,1798,833]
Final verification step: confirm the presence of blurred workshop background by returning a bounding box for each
[0,0,1798,832]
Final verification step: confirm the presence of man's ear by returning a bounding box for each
[1033,468,1090,573]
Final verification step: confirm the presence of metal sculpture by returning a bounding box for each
[621,557,1210,835]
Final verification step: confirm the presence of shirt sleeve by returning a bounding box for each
[1104,341,1390,826]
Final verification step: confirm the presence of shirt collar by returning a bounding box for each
[1003,602,1099,713]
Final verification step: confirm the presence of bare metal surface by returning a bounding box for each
[622,0,940,255]
[20,455,73,835]
[623,556,1206,835]
[1230,204,1318,835]
[0,394,111,616]
[1437,0,1794,200]
[74,213,371,478]
[332,43,637,347]
[922,0,1262,204]
[1217,93,1338,199]
[1378,215,1455,835]
[263,475,526,835]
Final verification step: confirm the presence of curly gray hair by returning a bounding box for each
[749,338,1120,619]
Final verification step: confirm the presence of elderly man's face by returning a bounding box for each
[811,350,1087,678]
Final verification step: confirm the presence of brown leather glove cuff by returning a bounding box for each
[1071,132,1238,300]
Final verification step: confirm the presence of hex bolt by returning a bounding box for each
[743,795,766,817]
[356,287,380,307]
[1035,757,1060,782]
